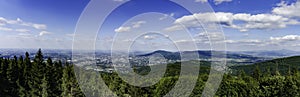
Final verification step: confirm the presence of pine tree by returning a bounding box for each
[0,58,10,95]
[61,62,84,96]
[45,57,54,96]
[41,75,49,97]
[52,61,63,96]
[238,70,246,79]
[30,49,45,96]
[253,66,261,80]
[24,52,31,96]
[6,56,19,96]
[68,64,83,96]
[61,62,71,97]
[17,56,27,97]
[274,61,281,76]
[287,63,291,76]
[264,66,271,77]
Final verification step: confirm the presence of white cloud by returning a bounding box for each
[291,44,300,47]
[172,32,225,45]
[194,32,225,42]
[270,35,300,42]
[143,35,156,40]
[115,20,147,32]
[0,27,31,33]
[195,0,208,3]
[195,0,232,5]
[175,12,233,25]
[214,0,232,5]
[32,24,47,30]
[0,27,13,31]
[163,25,184,32]
[114,26,131,32]
[227,39,262,44]
[170,12,299,32]
[0,17,47,30]
[113,0,129,2]
[6,18,22,25]
[159,13,175,20]
[132,21,146,28]
[172,12,233,31]
[39,31,52,36]
[174,39,192,43]
[17,33,33,38]
[15,29,30,33]
[66,33,75,37]
[0,18,6,26]
[233,13,298,31]
[265,35,300,47]
[224,40,236,43]
[174,38,265,48]
[224,35,300,48]
[272,1,300,18]
[223,39,269,47]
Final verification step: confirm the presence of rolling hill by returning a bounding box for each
[230,56,300,75]
[138,50,266,64]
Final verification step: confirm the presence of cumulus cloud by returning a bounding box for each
[159,13,175,20]
[168,12,299,32]
[195,0,232,5]
[193,32,225,43]
[0,17,47,30]
[17,33,34,38]
[174,39,193,44]
[114,26,131,33]
[0,26,30,33]
[266,35,300,46]
[0,27,31,33]
[39,31,52,36]
[15,29,30,33]
[0,18,6,26]
[132,21,146,28]
[113,0,129,2]
[143,35,156,40]
[173,32,226,45]
[0,27,13,31]
[115,20,147,32]
[163,25,184,32]
[175,12,233,25]
[32,24,47,30]
[272,1,300,18]
[270,35,300,42]
[226,39,262,44]
[66,34,75,37]
[227,39,267,47]
[291,44,300,47]
[232,13,298,31]
[214,0,232,5]
[195,0,208,3]
[224,35,300,48]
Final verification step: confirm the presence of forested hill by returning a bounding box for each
[230,56,300,75]
[0,49,83,96]
[1,49,300,97]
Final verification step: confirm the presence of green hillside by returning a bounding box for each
[2,49,300,97]
[230,56,300,75]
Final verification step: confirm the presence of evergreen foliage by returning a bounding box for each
[0,50,300,97]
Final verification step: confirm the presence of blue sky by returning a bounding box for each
[0,0,300,51]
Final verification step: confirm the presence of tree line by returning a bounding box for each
[1,49,300,97]
[0,49,83,97]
